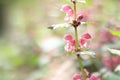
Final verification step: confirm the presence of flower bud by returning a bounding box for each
[77,15,83,22]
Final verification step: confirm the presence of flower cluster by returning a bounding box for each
[60,4,88,22]
[102,56,120,70]
[63,33,91,52]
[72,69,100,80]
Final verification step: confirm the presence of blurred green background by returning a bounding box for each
[0,0,120,80]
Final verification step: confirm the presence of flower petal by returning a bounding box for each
[81,33,92,39]
[63,34,73,41]
[60,4,74,17]
[69,39,75,46]
[64,44,74,52]
[79,38,86,45]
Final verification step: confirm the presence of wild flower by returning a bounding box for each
[61,4,88,22]
[63,33,92,52]
[49,0,101,80]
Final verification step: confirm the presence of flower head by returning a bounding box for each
[63,33,92,52]
[79,33,92,48]
[61,4,88,22]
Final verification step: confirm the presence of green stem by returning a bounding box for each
[77,54,86,80]
[73,2,77,20]
[74,27,79,51]
[74,27,86,80]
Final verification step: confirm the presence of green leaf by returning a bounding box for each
[48,23,72,30]
[108,48,120,56]
[109,30,120,38]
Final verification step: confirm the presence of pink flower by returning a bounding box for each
[79,33,92,47]
[102,57,112,70]
[60,4,74,17]
[100,29,117,43]
[63,34,75,52]
[63,33,92,52]
[61,4,88,22]
[72,69,101,80]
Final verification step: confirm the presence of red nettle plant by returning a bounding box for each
[49,0,100,80]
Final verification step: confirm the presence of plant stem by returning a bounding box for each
[74,27,79,51]
[73,1,86,80]
[73,1,77,20]
[74,27,86,80]
[73,1,78,51]
[77,54,86,80]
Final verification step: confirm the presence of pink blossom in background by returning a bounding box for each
[102,56,120,70]
[100,29,117,43]
[72,69,100,80]
[95,29,118,49]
